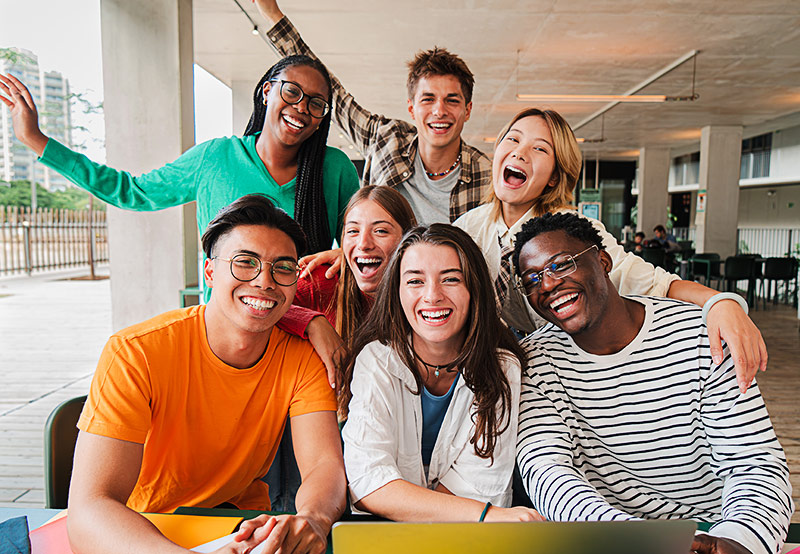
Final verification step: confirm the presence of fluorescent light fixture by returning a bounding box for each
[516,94,700,103]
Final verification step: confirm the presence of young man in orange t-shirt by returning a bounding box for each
[68,194,346,554]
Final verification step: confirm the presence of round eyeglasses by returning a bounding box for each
[268,79,330,118]
[514,244,599,294]
[213,254,300,286]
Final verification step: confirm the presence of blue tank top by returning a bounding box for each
[421,374,460,466]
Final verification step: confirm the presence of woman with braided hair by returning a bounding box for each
[1,54,359,280]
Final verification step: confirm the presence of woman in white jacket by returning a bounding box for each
[340,224,541,522]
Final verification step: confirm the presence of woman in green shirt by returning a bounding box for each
[0,55,359,255]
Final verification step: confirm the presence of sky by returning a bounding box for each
[0,0,232,163]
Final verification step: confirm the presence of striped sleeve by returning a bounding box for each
[699,352,793,554]
[517,336,636,522]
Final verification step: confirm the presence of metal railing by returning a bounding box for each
[737,227,799,258]
[0,205,109,276]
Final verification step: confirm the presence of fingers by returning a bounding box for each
[235,514,274,541]
[0,73,35,110]
[707,324,725,367]
[252,516,291,554]
[325,256,342,280]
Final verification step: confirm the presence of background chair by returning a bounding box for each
[761,257,798,308]
[690,253,723,289]
[723,256,756,307]
[641,246,667,270]
[44,395,86,509]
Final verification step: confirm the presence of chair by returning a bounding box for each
[690,253,723,289]
[723,256,756,307]
[641,246,666,269]
[44,395,86,509]
[761,257,798,308]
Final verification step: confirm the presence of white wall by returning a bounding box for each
[738,184,800,228]
[770,124,800,179]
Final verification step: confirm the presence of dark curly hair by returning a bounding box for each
[244,55,333,254]
[512,212,605,276]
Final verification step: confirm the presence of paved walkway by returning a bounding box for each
[0,268,797,525]
[0,267,111,507]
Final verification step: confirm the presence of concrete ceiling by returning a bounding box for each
[193,0,800,160]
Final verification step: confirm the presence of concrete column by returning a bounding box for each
[232,79,254,136]
[100,0,197,331]
[695,126,743,257]
[636,147,670,236]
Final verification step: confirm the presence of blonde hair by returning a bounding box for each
[485,107,583,221]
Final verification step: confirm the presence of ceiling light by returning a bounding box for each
[517,94,698,103]
[251,25,260,36]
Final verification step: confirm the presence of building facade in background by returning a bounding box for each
[1,47,72,190]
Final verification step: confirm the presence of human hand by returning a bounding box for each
[0,73,49,156]
[690,533,751,554]
[306,316,344,388]
[299,248,342,280]
[484,505,545,522]
[210,515,277,553]
[705,299,767,393]
[251,0,284,25]
[240,514,328,554]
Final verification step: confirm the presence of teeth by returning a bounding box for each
[355,257,381,265]
[550,293,578,311]
[429,123,451,129]
[505,165,526,178]
[241,297,276,310]
[421,309,451,320]
[282,115,305,129]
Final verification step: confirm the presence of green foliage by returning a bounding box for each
[0,180,104,211]
[0,47,35,66]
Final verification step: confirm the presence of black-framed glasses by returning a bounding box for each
[213,253,299,286]
[268,79,330,118]
[514,244,599,294]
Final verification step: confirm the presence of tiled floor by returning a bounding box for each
[0,269,797,524]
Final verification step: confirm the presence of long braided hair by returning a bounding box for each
[244,55,333,253]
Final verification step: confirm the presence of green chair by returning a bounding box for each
[44,395,86,509]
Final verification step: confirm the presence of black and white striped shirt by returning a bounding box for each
[518,296,792,554]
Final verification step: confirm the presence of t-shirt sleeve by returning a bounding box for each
[38,138,203,211]
[77,335,153,444]
[288,341,336,417]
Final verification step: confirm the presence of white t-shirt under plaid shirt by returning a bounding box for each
[517,296,793,554]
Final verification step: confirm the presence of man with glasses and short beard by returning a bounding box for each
[252,0,490,226]
[67,195,346,554]
[513,212,791,554]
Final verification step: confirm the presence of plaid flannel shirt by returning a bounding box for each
[266,17,492,222]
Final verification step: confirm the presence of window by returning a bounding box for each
[741,133,771,179]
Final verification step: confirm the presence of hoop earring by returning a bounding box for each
[263,98,268,106]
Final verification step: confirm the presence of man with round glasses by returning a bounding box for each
[68,195,346,554]
[513,212,791,554]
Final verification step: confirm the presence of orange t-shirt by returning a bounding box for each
[78,305,336,513]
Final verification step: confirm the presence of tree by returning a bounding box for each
[0,180,101,211]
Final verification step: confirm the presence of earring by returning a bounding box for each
[263,98,268,106]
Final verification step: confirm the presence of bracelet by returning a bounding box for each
[701,292,749,325]
[479,501,492,522]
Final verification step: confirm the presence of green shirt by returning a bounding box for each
[39,135,360,246]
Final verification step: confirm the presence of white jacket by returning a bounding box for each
[342,340,521,507]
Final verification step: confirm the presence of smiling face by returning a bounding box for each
[407,74,472,151]
[399,243,470,358]
[262,64,329,148]
[517,230,612,340]
[204,224,298,337]
[492,115,558,226]
[342,199,406,295]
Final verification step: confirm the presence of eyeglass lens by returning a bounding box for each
[278,81,329,118]
[229,254,298,286]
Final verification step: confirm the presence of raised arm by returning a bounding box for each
[253,0,402,154]
[0,73,199,211]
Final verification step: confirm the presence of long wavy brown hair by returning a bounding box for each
[339,224,524,460]
[334,186,417,344]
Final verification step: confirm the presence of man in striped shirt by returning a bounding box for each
[513,212,792,554]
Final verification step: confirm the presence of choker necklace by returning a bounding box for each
[415,353,456,378]
[424,153,461,179]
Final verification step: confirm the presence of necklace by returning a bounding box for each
[415,353,456,378]
[424,153,461,178]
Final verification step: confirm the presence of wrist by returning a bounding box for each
[26,131,49,157]
[701,292,748,325]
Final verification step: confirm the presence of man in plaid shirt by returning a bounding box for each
[254,0,491,224]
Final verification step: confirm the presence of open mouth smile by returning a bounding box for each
[548,292,580,317]
[427,121,453,133]
[354,256,383,278]
[420,308,452,323]
[240,296,277,313]
[503,165,528,188]
[282,114,307,131]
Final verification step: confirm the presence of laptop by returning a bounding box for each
[332,519,697,554]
